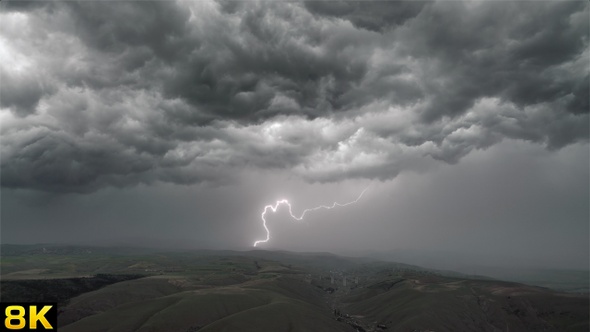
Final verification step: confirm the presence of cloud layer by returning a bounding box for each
[1,0,588,192]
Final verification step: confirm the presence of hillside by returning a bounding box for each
[0,245,587,331]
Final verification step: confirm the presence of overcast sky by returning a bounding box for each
[1,1,588,270]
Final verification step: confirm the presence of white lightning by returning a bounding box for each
[253,188,368,247]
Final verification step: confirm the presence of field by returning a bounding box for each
[1,245,588,332]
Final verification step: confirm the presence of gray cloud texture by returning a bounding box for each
[1,0,588,193]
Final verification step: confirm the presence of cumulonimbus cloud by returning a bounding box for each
[0,0,588,192]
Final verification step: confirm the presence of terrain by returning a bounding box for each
[1,244,588,332]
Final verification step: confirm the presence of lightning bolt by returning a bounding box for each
[253,188,368,247]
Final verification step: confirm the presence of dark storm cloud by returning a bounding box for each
[0,0,588,192]
[0,68,52,117]
[302,1,428,32]
[161,1,373,121]
[402,1,589,122]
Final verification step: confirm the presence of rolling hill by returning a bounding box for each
[1,245,587,331]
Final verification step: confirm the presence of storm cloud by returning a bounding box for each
[1,0,588,193]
